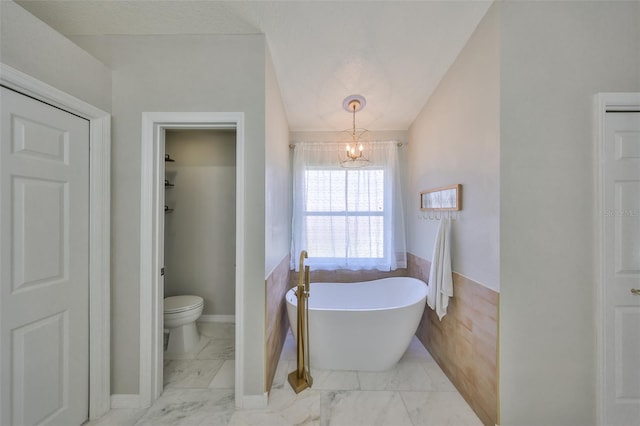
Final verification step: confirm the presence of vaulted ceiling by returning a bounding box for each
[17,1,492,131]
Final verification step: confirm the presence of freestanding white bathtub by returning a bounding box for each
[286,276,427,371]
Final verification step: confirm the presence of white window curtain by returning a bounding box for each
[291,141,407,271]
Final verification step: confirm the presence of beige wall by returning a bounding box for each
[0,1,111,112]
[265,46,291,276]
[405,5,500,424]
[72,34,267,397]
[164,130,236,316]
[499,1,640,424]
[407,3,500,292]
[264,45,292,393]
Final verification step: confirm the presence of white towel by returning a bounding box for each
[427,217,453,320]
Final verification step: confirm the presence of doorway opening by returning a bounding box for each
[139,112,245,409]
[162,129,237,389]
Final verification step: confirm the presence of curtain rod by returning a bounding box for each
[289,142,404,149]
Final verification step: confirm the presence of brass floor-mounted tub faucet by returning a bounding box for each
[288,250,313,393]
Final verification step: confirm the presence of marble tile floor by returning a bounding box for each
[163,322,236,390]
[86,322,482,426]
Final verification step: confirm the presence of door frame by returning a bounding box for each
[595,92,640,425]
[0,63,112,419]
[139,112,245,408]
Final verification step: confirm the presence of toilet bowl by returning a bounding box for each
[163,295,204,354]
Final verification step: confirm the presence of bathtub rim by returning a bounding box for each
[285,276,427,312]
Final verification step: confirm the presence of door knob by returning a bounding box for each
[631,288,640,295]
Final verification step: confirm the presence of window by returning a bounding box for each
[291,142,406,271]
[305,168,384,265]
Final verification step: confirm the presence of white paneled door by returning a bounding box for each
[0,87,89,425]
[603,111,640,425]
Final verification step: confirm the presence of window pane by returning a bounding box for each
[347,215,384,258]
[305,170,346,212]
[346,169,384,212]
[305,216,346,258]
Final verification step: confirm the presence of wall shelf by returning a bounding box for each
[165,154,175,213]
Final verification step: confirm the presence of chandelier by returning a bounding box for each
[340,95,370,168]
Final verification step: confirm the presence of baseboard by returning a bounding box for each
[199,314,235,323]
[239,392,268,409]
[110,394,141,409]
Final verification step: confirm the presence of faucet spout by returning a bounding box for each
[298,250,308,286]
[299,250,311,295]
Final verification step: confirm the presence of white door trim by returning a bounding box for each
[595,92,640,425]
[139,112,246,408]
[0,63,111,420]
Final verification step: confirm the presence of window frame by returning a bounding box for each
[302,166,387,266]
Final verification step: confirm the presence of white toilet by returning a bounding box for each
[163,295,204,354]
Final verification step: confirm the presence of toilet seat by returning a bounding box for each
[164,295,204,314]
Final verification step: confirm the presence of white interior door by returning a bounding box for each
[603,110,640,425]
[0,87,90,425]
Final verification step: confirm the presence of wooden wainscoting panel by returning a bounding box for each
[264,255,292,393]
[408,253,498,426]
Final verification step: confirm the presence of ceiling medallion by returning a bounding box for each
[340,95,370,169]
